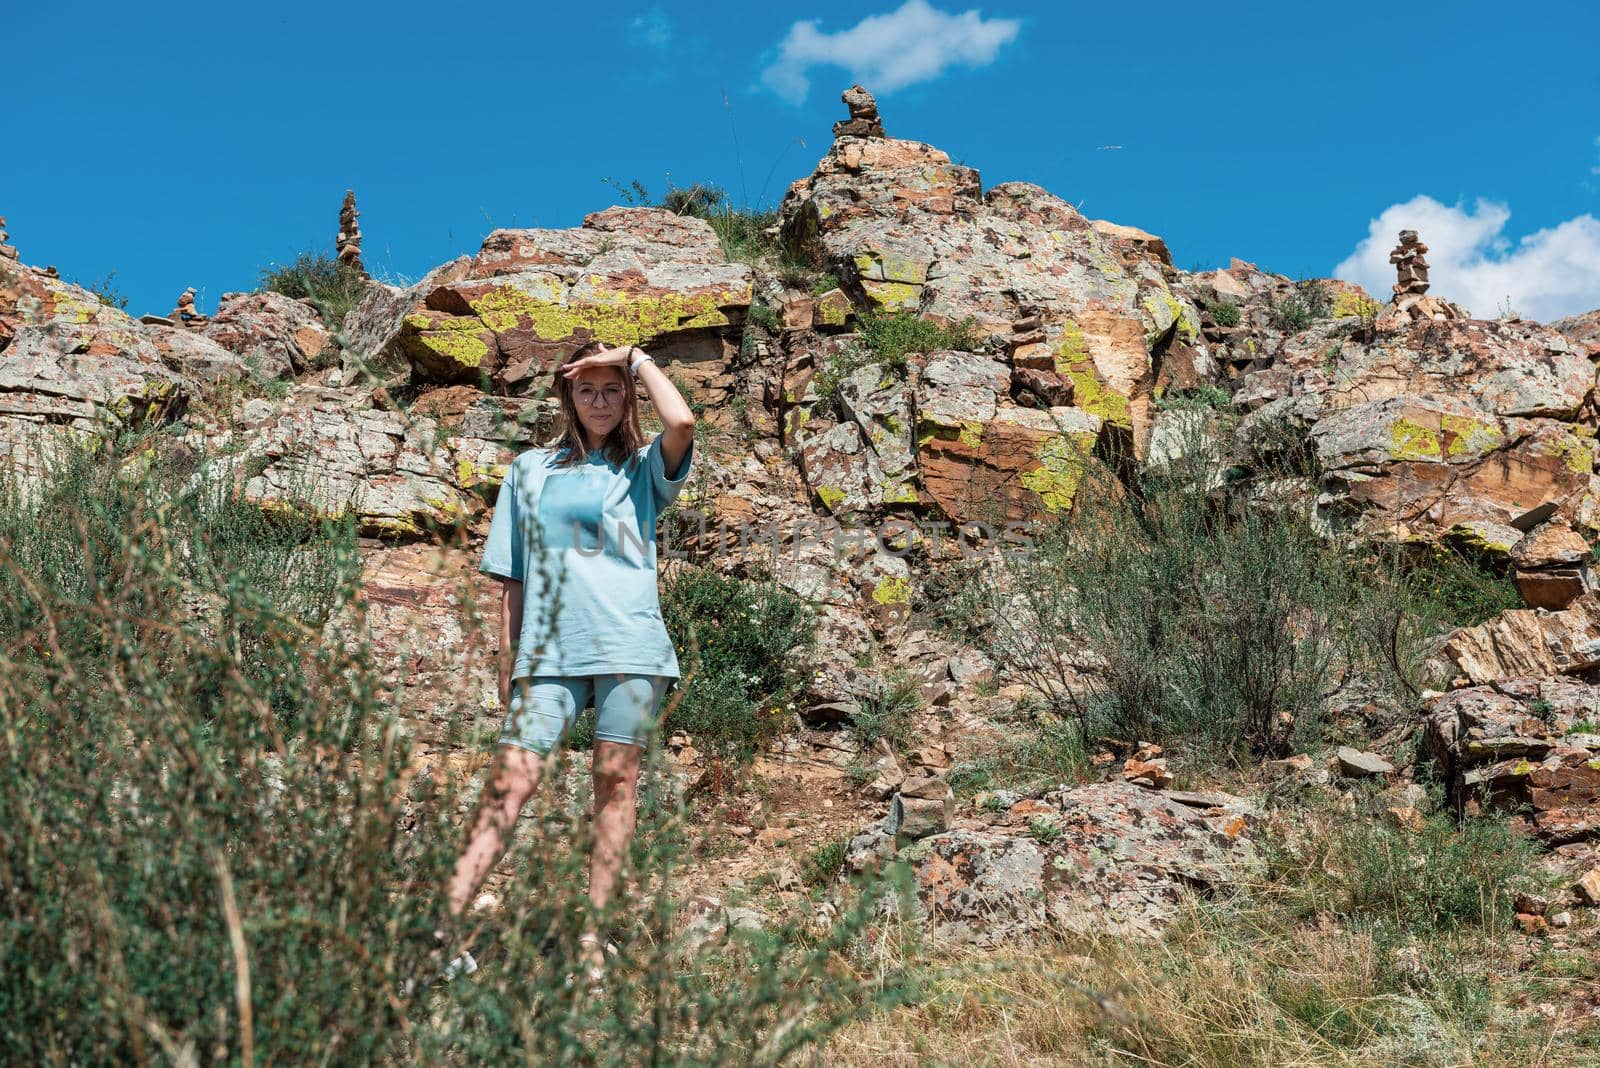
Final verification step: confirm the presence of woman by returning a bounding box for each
[433,338,695,991]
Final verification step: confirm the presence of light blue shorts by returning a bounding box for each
[500,674,671,755]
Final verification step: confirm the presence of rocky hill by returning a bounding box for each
[5,86,1600,1061]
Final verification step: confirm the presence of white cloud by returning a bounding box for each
[760,0,1020,105]
[1334,195,1600,322]
[628,7,672,50]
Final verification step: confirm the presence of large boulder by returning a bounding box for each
[341,207,752,392]
[203,291,330,378]
[1236,316,1600,552]
[777,136,1203,456]
[1437,593,1600,684]
[1421,679,1600,846]
[848,782,1259,943]
[220,385,551,538]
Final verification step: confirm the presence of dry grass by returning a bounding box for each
[821,795,1597,1068]
[827,899,1591,1067]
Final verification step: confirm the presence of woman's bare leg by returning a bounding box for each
[585,740,643,969]
[445,745,547,919]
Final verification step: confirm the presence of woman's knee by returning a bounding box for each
[491,747,545,807]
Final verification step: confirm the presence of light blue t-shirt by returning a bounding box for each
[479,433,695,680]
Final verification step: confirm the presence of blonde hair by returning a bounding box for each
[549,341,646,471]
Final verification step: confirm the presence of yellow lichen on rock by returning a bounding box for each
[872,575,912,605]
[1438,413,1503,457]
[465,282,746,347]
[1390,418,1442,461]
[1019,431,1095,512]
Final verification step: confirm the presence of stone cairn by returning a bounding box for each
[337,190,367,278]
[832,85,885,139]
[0,215,17,262]
[170,287,208,329]
[1388,229,1461,321]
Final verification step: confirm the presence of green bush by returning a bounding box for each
[0,441,905,1065]
[857,310,981,369]
[976,422,1434,758]
[1205,298,1241,327]
[660,565,815,762]
[848,668,922,750]
[1268,279,1333,333]
[1269,800,1546,936]
[258,251,371,326]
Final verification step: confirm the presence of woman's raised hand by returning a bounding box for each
[562,344,637,378]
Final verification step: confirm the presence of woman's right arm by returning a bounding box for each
[498,578,524,708]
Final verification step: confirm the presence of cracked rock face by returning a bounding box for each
[849,782,1259,943]
[202,385,552,539]
[778,136,1202,457]
[341,207,752,391]
[1421,678,1600,846]
[1235,316,1600,550]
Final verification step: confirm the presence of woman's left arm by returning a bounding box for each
[631,348,695,478]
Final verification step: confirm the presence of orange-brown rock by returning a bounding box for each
[342,207,751,392]
[1437,595,1600,684]
[778,134,1201,457]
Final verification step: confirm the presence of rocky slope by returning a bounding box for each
[5,84,1600,971]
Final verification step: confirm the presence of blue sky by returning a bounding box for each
[6,0,1598,320]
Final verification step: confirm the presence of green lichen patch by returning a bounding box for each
[1390,418,1443,461]
[1020,431,1095,512]
[1439,413,1503,458]
[872,575,912,605]
[816,484,846,512]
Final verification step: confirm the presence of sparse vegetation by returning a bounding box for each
[607,177,814,282]
[812,311,982,418]
[945,716,1089,799]
[812,272,843,296]
[1204,298,1241,326]
[0,440,907,1065]
[659,564,816,763]
[1269,278,1333,333]
[1154,384,1230,411]
[848,668,922,751]
[969,418,1469,758]
[258,250,371,326]
[77,269,129,310]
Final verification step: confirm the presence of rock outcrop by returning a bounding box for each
[211,384,553,537]
[0,261,190,473]
[1235,315,1599,553]
[1421,679,1600,846]
[341,207,752,392]
[777,123,1202,460]
[847,782,1259,942]
[203,290,330,378]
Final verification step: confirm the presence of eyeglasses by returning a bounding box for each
[574,387,623,408]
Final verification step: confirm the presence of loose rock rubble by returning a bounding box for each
[1421,678,1600,847]
[847,782,1259,942]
